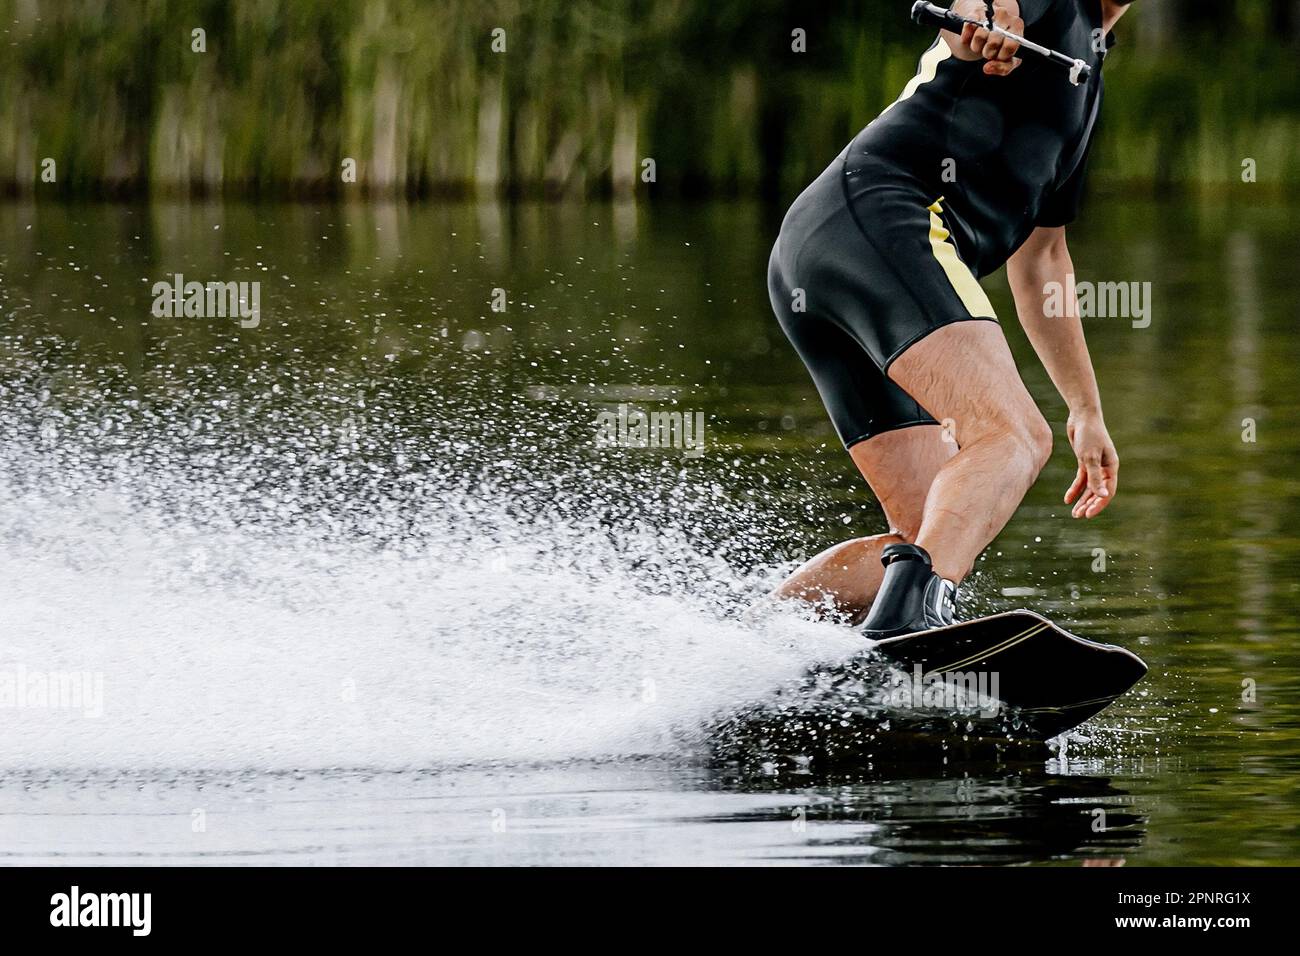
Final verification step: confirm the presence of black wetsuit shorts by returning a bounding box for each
[767,148,997,448]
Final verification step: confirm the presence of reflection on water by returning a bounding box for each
[0,763,1147,867]
[0,195,1296,865]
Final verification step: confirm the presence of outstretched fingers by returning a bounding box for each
[1070,461,1119,519]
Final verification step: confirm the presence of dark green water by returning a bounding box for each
[0,195,1296,865]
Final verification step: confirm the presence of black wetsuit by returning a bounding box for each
[768,0,1114,448]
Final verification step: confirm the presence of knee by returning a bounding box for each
[834,531,910,556]
[1018,414,1054,476]
[971,412,1052,476]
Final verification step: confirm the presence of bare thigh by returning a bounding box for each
[885,321,1049,461]
[884,320,1053,580]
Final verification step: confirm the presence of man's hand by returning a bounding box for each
[1008,229,1115,520]
[947,0,1024,77]
[1064,411,1119,518]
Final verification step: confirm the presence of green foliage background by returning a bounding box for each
[2,0,1297,197]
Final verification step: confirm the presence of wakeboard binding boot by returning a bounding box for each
[861,542,958,639]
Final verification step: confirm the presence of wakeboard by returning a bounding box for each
[871,610,1148,739]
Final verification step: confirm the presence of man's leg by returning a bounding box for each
[885,321,1053,583]
[775,424,955,621]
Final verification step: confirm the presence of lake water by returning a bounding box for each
[0,196,1296,865]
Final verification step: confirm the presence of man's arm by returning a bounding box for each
[1006,225,1119,518]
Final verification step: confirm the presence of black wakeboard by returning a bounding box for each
[871,610,1148,739]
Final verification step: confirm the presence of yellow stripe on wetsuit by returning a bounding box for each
[875,40,995,319]
[880,40,951,117]
[927,198,996,318]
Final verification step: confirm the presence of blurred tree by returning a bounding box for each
[0,0,1296,198]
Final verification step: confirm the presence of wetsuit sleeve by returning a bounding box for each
[1036,134,1094,227]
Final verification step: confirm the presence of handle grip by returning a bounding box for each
[909,1,1091,86]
